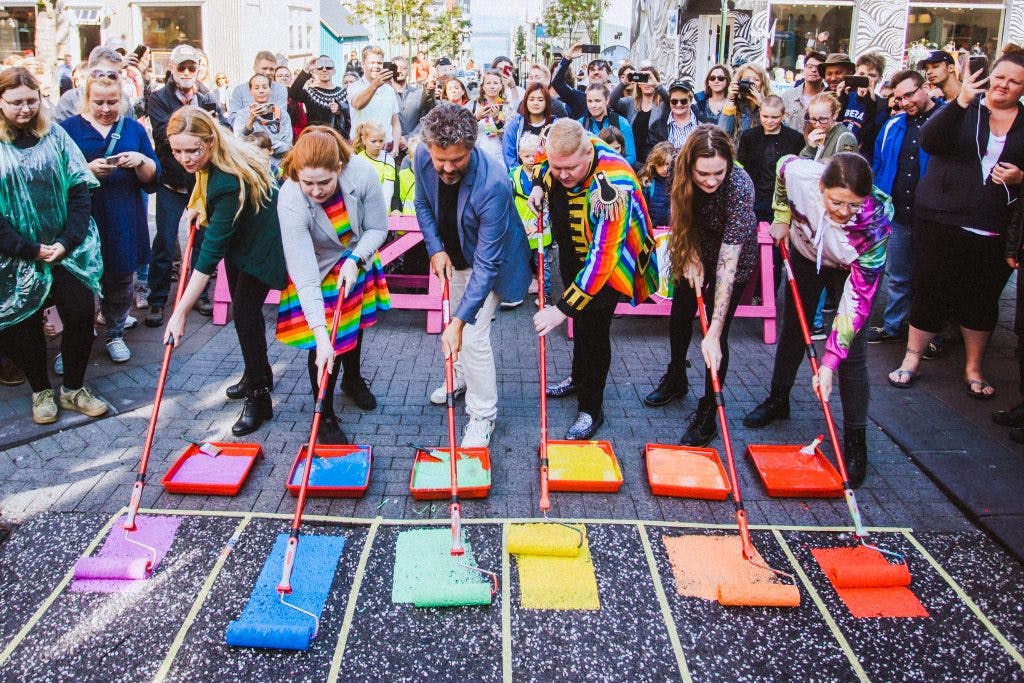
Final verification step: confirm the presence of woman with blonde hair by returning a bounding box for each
[719,63,772,143]
[0,67,107,425]
[610,64,666,164]
[470,69,511,164]
[642,125,758,448]
[164,107,288,436]
[276,126,391,443]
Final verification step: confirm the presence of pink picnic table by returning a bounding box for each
[213,214,443,333]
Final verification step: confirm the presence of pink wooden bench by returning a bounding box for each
[213,214,442,333]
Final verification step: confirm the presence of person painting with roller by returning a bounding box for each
[743,153,891,488]
[414,103,532,448]
[529,118,659,440]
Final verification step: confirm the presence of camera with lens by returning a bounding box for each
[737,79,753,96]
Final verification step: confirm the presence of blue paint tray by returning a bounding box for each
[285,444,372,498]
[225,533,346,650]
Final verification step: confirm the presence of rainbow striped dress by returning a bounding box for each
[275,190,391,355]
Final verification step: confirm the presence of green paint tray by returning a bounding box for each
[408,446,491,500]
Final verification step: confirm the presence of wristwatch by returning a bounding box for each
[349,253,366,270]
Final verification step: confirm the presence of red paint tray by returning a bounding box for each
[408,446,492,500]
[162,442,262,496]
[546,440,623,493]
[285,444,372,498]
[644,444,731,500]
[746,444,843,498]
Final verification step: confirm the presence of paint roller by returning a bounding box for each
[717,582,802,608]
[507,523,583,557]
[411,582,493,608]
[72,556,151,580]
[828,562,912,588]
[224,620,314,651]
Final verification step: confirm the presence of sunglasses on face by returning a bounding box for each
[670,98,691,105]
[315,65,335,71]
[176,63,198,73]
[707,75,727,82]
[89,69,120,80]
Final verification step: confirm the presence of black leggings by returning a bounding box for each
[0,265,95,392]
[668,277,746,406]
[306,331,363,418]
[770,248,869,430]
[224,262,272,392]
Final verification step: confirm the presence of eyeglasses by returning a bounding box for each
[669,98,691,105]
[171,145,206,160]
[805,115,834,125]
[707,75,727,82]
[824,196,864,212]
[314,65,335,71]
[89,69,120,80]
[175,63,198,73]
[1,96,40,109]
[892,85,922,103]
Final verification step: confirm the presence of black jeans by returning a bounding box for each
[306,331,363,418]
[668,277,746,406]
[770,248,869,430]
[0,266,95,392]
[224,262,272,392]
[569,298,618,416]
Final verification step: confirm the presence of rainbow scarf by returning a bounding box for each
[275,190,390,354]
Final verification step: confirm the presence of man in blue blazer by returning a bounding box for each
[414,103,532,447]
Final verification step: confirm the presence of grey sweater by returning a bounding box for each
[277,154,389,331]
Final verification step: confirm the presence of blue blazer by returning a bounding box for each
[414,144,532,323]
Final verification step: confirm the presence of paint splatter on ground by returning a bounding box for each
[410,454,491,490]
[812,545,928,618]
[663,534,788,602]
[289,450,371,488]
[168,453,256,487]
[512,525,599,610]
[70,515,182,593]
[547,443,621,483]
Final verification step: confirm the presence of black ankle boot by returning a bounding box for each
[341,375,377,410]
[843,427,867,488]
[644,363,689,407]
[232,386,272,436]
[680,400,717,446]
[993,401,1024,427]
[743,386,791,428]
[318,415,349,445]
[226,365,274,400]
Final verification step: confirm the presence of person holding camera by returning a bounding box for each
[234,73,292,160]
[347,46,401,151]
[469,70,512,165]
[838,52,890,162]
[552,43,614,119]
[719,63,772,144]
[610,66,666,166]
[290,55,351,139]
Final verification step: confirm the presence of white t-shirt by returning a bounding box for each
[347,78,399,144]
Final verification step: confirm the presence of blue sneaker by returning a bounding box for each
[53,353,63,375]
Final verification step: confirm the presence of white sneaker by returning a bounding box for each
[106,337,131,363]
[429,378,466,405]
[461,417,495,448]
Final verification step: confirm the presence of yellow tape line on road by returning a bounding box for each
[638,523,692,683]
[501,522,513,683]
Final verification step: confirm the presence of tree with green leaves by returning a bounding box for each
[427,4,471,60]
[514,26,527,60]
[345,0,432,55]
[540,0,608,46]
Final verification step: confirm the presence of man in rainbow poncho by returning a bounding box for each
[530,119,659,440]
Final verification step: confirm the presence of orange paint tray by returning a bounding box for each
[546,440,623,492]
[162,442,262,496]
[285,444,372,498]
[745,444,843,498]
[644,444,731,500]
[408,446,492,500]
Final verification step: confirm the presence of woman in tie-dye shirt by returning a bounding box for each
[744,153,891,488]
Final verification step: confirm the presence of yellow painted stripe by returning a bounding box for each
[327,517,381,683]
[0,508,124,667]
[772,530,870,683]
[902,530,1024,670]
[637,523,692,683]
[151,515,252,683]
[501,522,513,683]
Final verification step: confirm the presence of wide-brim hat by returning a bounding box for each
[816,53,855,77]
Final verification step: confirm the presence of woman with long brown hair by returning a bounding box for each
[643,125,758,447]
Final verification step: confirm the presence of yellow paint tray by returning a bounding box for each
[546,440,623,492]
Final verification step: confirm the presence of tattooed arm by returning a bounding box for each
[700,242,742,375]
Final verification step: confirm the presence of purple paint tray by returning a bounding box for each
[285,444,372,498]
[161,442,263,496]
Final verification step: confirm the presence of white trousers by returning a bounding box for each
[449,268,499,422]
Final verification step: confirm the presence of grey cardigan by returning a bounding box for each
[277,154,389,331]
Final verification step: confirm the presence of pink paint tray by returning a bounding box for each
[285,444,372,498]
[746,443,844,498]
[546,440,623,493]
[644,444,731,500]
[161,442,262,496]
[408,446,492,500]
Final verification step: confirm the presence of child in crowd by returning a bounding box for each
[638,141,674,228]
[509,133,553,304]
[353,120,400,211]
[246,131,280,177]
[597,126,626,157]
[396,135,419,216]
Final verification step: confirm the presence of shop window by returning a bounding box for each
[141,6,202,51]
[906,6,1003,64]
[0,8,36,57]
[769,4,854,82]
[289,7,313,53]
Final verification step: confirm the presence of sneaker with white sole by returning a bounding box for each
[461,417,495,448]
[59,386,108,417]
[106,337,131,363]
[53,353,63,375]
[429,378,466,405]
[124,315,138,330]
[32,389,58,424]
[135,289,149,309]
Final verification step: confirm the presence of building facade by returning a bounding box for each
[632,0,1024,84]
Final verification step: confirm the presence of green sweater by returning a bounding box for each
[192,165,287,290]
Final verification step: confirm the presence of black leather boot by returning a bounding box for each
[743,385,791,428]
[993,401,1024,427]
[232,386,272,436]
[341,375,377,410]
[644,362,689,407]
[226,364,274,400]
[843,427,867,488]
[680,399,717,447]
[318,415,349,445]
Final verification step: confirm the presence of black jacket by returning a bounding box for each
[916,97,1024,234]
[148,81,222,189]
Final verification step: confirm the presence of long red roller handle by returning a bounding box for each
[123,219,198,533]
[278,285,346,594]
[536,212,551,513]
[441,278,465,556]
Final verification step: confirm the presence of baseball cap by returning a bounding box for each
[434,57,453,67]
[169,44,201,66]
[916,50,955,69]
[668,79,695,94]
